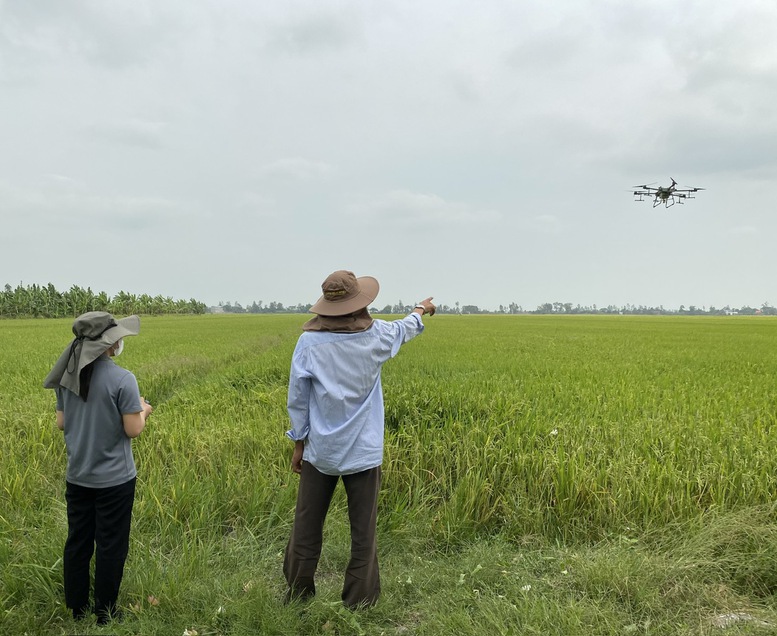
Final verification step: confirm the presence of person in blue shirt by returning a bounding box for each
[284,270,435,609]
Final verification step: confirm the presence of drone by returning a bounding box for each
[632,178,704,208]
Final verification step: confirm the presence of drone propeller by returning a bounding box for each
[676,186,705,193]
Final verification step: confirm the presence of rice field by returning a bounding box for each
[2,314,777,635]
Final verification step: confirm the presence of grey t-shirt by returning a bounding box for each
[56,355,142,487]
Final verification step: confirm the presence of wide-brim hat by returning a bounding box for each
[309,270,379,316]
[43,311,140,396]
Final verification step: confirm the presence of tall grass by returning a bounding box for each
[382,316,777,547]
[2,314,777,634]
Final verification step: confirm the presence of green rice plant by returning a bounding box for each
[3,314,777,634]
[383,315,777,543]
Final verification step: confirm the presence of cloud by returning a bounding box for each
[264,11,362,55]
[82,119,168,149]
[629,114,777,175]
[257,157,336,182]
[233,192,279,219]
[504,27,588,74]
[0,178,186,233]
[727,225,758,236]
[667,4,777,86]
[42,173,81,188]
[530,214,565,234]
[0,0,185,71]
[347,190,501,228]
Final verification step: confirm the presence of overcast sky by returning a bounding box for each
[2,0,775,311]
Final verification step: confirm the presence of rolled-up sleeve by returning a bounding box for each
[286,349,312,441]
[386,312,425,358]
[282,315,426,474]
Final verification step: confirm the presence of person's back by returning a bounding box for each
[289,316,424,475]
[57,356,139,487]
[283,270,435,609]
[44,312,152,624]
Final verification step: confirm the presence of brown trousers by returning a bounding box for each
[283,462,381,608]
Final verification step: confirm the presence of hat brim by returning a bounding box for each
[79,314,140,368]
[309,276,379,316]
[102,315,140,343]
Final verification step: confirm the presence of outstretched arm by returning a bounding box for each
[412,297,436,317]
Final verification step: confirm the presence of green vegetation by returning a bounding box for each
[1,283,207,317]
[2,314,777,635]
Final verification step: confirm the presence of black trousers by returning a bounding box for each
[284,463,381,608]
[63,477,136,619]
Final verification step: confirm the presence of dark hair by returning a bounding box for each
[78,362,96,401]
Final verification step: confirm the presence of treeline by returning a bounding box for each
[451,302,777,315]
[215,300,777,316]
[529,302,777,316]
[1,283,207,318]
[217,300,445,314]
[216,300,493,314]
[219,301,313,314]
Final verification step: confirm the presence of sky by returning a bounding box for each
[2,0,775,312]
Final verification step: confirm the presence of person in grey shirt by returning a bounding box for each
[284,270,435,609]
[44,312,153,625]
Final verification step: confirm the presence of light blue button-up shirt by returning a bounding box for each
[286,313,425,475]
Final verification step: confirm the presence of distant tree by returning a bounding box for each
[223,302,246,314]
[0,283,206,318]
[95,291,110,312]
